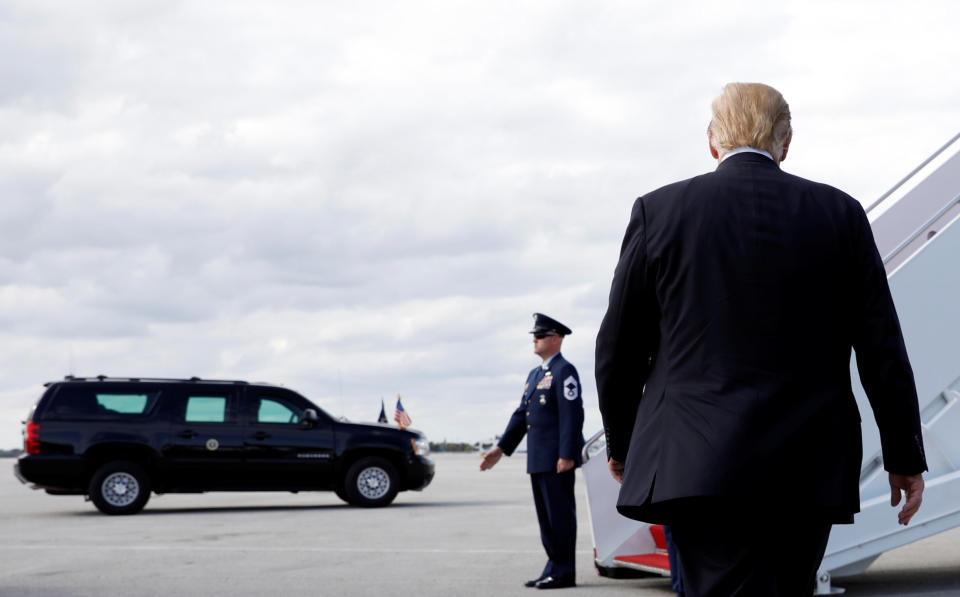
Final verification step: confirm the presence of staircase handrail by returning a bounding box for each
[865,132,960,215]
[881,192,960,265]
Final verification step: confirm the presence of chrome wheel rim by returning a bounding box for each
[101,472,140,507]
[356,466,390,500]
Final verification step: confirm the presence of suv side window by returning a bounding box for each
[257,398,303,424]
[44,386,159,420]
[185,395,229,423]
[98,393,151,414]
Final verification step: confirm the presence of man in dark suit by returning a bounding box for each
[481,313,585,589]
[595,82,927,596]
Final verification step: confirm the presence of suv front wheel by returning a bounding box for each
[343,457,398,507]
[88,461,152,515]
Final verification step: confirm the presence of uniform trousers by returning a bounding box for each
[669,499,832,597]
[530,469,577,580]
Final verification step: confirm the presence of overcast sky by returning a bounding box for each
[2,1,959,449]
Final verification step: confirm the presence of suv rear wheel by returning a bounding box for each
[343,457,398,507]
[88,461,152,515]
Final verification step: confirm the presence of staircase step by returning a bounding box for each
[613,553,671,576]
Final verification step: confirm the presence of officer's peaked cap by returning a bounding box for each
[530,313,572,336]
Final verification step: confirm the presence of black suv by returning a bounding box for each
[15,377,434,515]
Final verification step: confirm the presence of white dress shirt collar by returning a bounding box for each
[720,146,774,163]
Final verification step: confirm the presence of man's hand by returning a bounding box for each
[557,458,574,473]
[480,446,503,471]
[890,472,924,525]
[608,458,625,484]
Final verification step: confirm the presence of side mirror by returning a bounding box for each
[301,408,319,428]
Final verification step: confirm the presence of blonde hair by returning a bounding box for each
[709,83,792,160]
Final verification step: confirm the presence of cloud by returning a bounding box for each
[2,1,960,448]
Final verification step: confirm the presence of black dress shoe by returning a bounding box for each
[535,576,576,589]
[524,576,546,588]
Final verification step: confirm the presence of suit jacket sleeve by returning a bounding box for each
[555,362,584,461]
[595,197,658,462]
[498,373,531,456]
[848,201,928,475]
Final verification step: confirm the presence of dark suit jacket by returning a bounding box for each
[499,353,585,474]
[596,152,927,524]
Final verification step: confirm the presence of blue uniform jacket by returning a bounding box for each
[498,353,586,474]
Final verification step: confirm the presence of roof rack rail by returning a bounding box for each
[57,376,249,385]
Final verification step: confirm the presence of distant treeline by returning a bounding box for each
[429,442,495,453]
[1,445,502,456]
[0,443,506,456]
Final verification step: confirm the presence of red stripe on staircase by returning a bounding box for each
[614,553,670,571]
[650,524,667,550]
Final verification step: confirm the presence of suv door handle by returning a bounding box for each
[177,429,198,439]
[252,431,271,441]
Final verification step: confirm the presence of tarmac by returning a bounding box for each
[1,453,959,597]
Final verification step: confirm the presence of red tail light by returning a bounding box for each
[25,421,40,454]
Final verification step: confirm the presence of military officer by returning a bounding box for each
[480,313,585,589]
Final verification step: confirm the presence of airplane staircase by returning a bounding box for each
[610,523,673,576]
[582,133,960,594]
[581,430,671,579]
[814,131,960,594]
